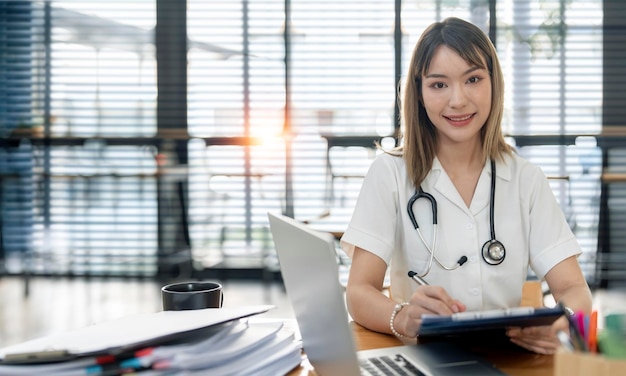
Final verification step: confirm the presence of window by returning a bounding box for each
[0,0,606,283]
[1,0,159,275]
[495,0,603,280]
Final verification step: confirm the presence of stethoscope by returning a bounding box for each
[407,160,506,278]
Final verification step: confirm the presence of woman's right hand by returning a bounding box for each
[394,286,467,338]
[346,247,466,338]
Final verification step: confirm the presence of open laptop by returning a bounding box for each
[267,212,505,376]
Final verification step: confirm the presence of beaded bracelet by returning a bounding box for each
[390,302,410,338]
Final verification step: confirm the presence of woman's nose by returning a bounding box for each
[449,85,468,107]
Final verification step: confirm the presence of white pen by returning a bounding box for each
[408,270,429,286]
[556,330,576,352]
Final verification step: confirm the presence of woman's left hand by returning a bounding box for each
[505,316,569,354]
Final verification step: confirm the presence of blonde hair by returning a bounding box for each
[400,17,513,188]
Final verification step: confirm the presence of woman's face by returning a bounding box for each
[420,45,492,149]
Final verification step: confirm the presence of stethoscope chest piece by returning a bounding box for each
[481,239,505,265]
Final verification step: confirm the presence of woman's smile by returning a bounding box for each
[443,113,476,126]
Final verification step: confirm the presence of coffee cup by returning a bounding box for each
[161,281,223,311]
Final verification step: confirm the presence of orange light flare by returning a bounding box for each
[247,109,290,164]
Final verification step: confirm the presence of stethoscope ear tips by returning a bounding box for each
[481,239,505,265]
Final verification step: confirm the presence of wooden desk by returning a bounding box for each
[289,321,554,376]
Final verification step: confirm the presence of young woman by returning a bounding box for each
[341,17,591,354]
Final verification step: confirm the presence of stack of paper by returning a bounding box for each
[0,306,303,375]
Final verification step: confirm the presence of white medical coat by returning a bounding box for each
[340,152,581,310]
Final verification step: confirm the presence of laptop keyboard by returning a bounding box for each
[360,354,427,376]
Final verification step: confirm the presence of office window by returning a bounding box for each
[1,0,159,275]
[0,0,606,283]
[495,0,603,279]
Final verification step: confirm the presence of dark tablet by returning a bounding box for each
[418,305,565,338]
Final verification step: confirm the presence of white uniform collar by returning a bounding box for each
[429,154,513,182]
[425,155,512,214]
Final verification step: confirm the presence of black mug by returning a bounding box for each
[161,281,223,311]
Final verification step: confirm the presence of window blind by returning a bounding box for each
[494,0,603,284]
[1,0,160,276]
[1,1,35,274]
[0,0,617,287]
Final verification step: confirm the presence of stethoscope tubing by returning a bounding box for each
[408,160,502,277]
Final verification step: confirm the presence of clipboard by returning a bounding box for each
[418,305,566,338]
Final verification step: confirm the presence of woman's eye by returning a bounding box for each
[432,82,446,89]
[467,76,480,84]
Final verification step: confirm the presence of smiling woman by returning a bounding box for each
[342,17,592,355]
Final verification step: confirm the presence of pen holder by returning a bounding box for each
[554,349,626,376]
[161,281,224,311]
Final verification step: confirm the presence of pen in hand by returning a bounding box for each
[408,270,429,286]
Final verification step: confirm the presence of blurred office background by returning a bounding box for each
[1,0,625,344]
